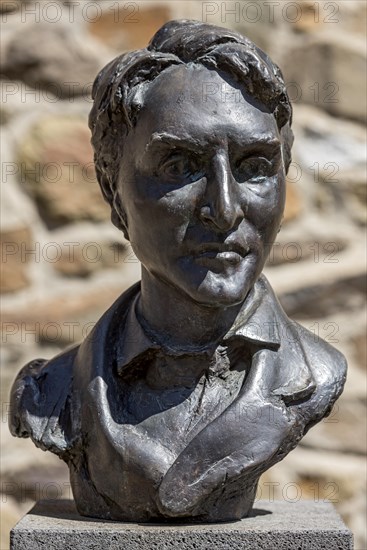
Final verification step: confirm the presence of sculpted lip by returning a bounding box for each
[191,242,250,266]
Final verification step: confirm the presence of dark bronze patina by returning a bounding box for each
[9,21,347,523]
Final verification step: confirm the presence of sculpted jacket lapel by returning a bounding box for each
[157,279,317,517]
[157,346,305,516]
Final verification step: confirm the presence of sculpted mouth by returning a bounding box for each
[192,242,250,266]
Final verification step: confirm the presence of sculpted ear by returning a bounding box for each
[280,122,294,174]
[94,167,130,240]
[112,191,130,241]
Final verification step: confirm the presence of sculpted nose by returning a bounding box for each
[199,152,243,232]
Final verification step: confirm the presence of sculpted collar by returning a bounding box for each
[116,275,281,378]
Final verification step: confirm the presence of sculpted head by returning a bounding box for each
[89,20,294,307]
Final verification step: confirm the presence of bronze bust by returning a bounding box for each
[9,20,347,523]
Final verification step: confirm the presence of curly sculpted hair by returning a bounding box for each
[89,20,294,233]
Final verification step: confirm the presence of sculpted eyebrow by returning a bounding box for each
[234,137,281,150]
[144,133,281,159]
[229,138,281,161]
[145,132,206,153]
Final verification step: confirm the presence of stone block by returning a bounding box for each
[88,5,172,51]
[0,226,32,293]
[17,115,110,227]
[1,21,110,99]
[10,499,353,550]
[284,33,367,123]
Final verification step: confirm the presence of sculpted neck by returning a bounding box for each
[137,266,243,351]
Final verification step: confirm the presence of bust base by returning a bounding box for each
[10,499,353,549]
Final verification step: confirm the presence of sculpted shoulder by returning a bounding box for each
[256,277,347,430]
[8,282,140,458]
[257,277,347,414]
[8,345,79,457]
[283,318,347,431]
[295,319,347,388]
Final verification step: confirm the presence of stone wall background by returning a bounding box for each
[1,1,366,548]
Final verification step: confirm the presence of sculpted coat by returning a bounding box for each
[10,276,346,521]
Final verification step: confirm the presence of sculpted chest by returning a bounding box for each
[71,340,305,522]
[78,346,248,515]
[9,279,346,523]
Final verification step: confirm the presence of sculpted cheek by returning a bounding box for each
[158,185,199,221]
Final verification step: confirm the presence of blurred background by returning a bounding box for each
[0,1,366,548]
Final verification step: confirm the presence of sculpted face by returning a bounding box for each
[117,65,286,307]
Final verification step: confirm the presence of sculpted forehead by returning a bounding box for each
[132,64,278,145]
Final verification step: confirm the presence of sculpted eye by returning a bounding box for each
[161,155,190,178]
[159,152,203,183]
[234,156,274,184]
